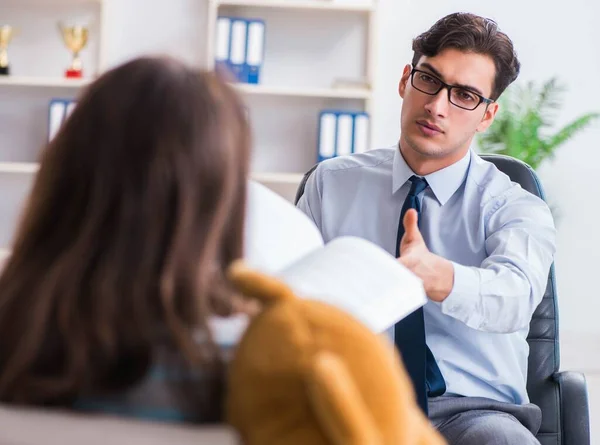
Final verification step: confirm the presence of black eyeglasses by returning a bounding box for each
[410,68,494,111]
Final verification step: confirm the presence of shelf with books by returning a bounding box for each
[215,0,375,12]
[0,76,91,88]
[234,83,372,100]
[205,0,377,202]
[0,162,40,174]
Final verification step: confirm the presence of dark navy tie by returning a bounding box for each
[394,175,446,414]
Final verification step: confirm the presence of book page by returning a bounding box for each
[278,236,426,333]
[244,180,324,274]
[212,181,323,348]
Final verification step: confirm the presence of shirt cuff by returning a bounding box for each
[441,262,482,327]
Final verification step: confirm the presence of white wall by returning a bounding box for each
[102,0,207,70]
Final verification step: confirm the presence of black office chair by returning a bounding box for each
[294,154,590,445]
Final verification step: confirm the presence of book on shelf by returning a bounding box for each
[215,16,265,84]
[48,99,77,142]
[317,110,370,162]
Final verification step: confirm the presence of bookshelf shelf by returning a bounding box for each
[0,76,92,88]
[216,0,375,12]
[251,172,304,184]
[234,83,372,99]
[0,162,40,174]
[0,163,305,187]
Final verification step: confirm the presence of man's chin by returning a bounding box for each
[404,136,445,158]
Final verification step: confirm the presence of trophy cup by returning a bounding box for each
[58,23,89,78]
[0,25,16,76]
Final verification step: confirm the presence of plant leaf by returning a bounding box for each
[477,78,599,169]
[546,113,600,151]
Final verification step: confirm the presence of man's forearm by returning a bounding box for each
[425,254,454,302]
[441,261,542,333]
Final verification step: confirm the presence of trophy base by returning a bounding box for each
[65,69,82,79]
[0,66,9,76]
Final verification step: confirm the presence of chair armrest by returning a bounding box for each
[553,371,590,445]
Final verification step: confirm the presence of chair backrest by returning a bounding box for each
[294,153,560,440]
[479,154,560,442]
[0,404,240,445]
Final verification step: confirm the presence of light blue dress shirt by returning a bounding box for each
[296,147,556,405]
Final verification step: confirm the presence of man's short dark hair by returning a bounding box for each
[412,12,520,100]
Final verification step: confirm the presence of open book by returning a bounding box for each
[243,181,426,333]
[274,235,426,333]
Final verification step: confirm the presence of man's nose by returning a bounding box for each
[424,87,450,118]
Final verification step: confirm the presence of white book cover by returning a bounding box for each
[245,181,323,274]
[65,101,77,118]
[353,113,369,153]
[48,101,66,142]
[215,17,231,63]
[229,20,247,69]
[318,112,337,159]
[246,20,264,68]
[336,113,353,156]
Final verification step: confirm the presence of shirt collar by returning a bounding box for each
[392,147,471,206]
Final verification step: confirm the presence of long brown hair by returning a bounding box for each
[0,56,250,405]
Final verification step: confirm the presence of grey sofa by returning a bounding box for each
[0,404,239,445]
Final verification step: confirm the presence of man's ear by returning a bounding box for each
[476,101,499,133]
[398,64,412,99]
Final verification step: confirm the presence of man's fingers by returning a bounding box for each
[402,209,422,243]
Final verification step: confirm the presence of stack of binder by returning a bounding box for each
[215,16,265,84]
[48,99,77,142]
[318,110,370,162]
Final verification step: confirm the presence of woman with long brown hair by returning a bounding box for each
[0,56,250,422]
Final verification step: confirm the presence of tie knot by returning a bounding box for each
[408,175,428,196]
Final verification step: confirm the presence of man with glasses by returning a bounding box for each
[297,12,555,445]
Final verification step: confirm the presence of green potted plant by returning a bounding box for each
[476,78,599,170]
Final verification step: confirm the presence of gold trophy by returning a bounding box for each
[0,25,16,76]
[58,23,89,78]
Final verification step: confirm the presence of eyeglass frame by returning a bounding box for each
[409,68,495,111]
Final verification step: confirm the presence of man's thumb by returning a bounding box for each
[402,209,422,244]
